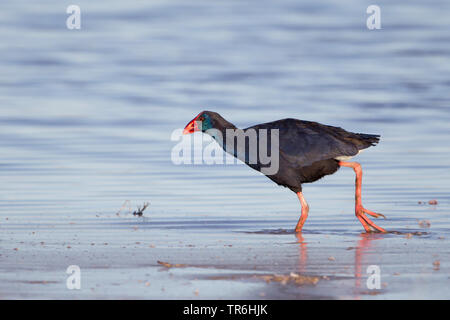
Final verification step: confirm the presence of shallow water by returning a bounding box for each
[0,0,449,299]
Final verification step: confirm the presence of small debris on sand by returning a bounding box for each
[157,260,187,268]
[257,272,320,286]
[405,233,413,239]
[116,200,132,216]
[390,230,425,236]
[328,256,335,261]
[21,280,58,285]
[418,220,431,228]
[433,260,440,271]
[418,200,438,205]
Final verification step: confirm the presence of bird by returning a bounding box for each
[183,111,386,233]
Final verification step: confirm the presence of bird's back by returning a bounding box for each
[247,117,379,150]
[241,117,381,192]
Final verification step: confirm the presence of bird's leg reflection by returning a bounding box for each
[354,233,383,291]
[295,233,308,274]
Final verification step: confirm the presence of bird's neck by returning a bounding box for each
[205,117,238,150]
[213,118,238,135]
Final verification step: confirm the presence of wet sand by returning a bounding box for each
[1,201,449,299]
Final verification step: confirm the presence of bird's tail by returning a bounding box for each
[356,133,380,146]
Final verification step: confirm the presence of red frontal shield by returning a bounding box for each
[183,114,201,134]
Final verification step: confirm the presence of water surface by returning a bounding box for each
[0,0,449,299]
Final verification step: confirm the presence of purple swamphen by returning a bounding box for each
[183,111,386,233]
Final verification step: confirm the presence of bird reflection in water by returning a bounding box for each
[293,231,384,297]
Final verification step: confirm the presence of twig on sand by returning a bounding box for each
[133,202,150,217]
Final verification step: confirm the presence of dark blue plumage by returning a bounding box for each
[194,111,379,193]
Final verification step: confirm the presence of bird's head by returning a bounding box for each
[183,110,216,134]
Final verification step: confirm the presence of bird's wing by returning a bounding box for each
[245,118,359,168]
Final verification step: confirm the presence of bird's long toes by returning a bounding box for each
[359,213,387,233]
[362,207,386,219]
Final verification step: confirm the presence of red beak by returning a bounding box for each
[183,114,201,134]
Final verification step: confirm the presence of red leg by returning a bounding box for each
[295,192,309,232]
[339,161,387,233]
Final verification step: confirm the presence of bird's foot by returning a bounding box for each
[356,206,387,233]
[362,207,386,219]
